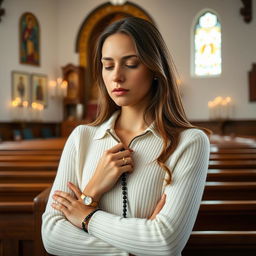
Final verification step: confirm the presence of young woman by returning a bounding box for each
[42,17,210,256]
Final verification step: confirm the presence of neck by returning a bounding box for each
[116,107,153,133]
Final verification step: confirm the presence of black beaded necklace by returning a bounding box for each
[121,173,128,218]
[107,129,128,218]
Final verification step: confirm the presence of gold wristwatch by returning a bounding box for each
[80,194,98,207]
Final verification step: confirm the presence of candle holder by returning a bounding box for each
[208,96,233,120]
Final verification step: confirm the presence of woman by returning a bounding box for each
[42,17,210,256]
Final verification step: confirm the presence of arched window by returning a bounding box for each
[193,11,221,76]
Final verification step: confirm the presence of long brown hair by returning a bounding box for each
[91,17,210,184]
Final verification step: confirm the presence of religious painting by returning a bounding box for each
[31,74,47,106]
[20,12,40,66]
[12,71,30,105]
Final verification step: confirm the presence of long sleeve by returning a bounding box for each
[42,126,127,256]
[88,129,210,256]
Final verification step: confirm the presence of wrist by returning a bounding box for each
[81,209,101,232]
[83,181,103,202]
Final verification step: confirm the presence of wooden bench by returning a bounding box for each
[210,147,256,154]
[0,183,51,202]
[194,200,256,230]
[0,161,58,171]
[183,231,256,255]
[209,159,256,169]
[0,135,255,255]
[203,181,256,200]
[0,155,60,161]
[0,201,34,256]
[210,153,256,160]
[0,170,56,183]
[0,138,66,151]
[0,139,64,256]
[207,169,256,181]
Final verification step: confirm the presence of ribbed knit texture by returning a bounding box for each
[42,111,210,256]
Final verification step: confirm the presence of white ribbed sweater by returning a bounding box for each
[42,112,210,256]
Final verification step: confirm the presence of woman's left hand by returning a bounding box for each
[51,182,96,228]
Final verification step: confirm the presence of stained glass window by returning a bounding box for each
[194,11,221,76]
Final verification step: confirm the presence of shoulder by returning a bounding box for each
[177,128,210,153]
[180,128,209,142]
[66,124,99,145]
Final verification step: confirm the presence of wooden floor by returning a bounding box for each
[0,134,255,256]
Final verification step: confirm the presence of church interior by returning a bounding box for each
[0,0,256,255]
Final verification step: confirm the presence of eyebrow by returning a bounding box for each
[101,55,138,61]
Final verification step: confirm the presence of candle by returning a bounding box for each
[31,102,38,121]
[76,104,83,120]
[60,80,68,97]
[10,100,19,120]
[22,101,29,121]
[38,103,44,121]
[208,101,214,120]
[49,80,57,98]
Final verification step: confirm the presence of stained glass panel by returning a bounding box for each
[194,11,221,76]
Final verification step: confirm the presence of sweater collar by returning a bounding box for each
[93,111,161,140]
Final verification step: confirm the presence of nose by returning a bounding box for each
[112,66,125,83]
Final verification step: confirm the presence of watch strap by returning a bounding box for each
[82,209,100,232]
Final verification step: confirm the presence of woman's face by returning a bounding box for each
[101,33,153,109]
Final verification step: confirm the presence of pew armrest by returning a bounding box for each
[34,186,51,256]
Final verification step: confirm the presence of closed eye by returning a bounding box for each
[104,66,114,70]
[126,64,138,69]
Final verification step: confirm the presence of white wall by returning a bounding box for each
[0,0,255,121]
[0,0,62,122]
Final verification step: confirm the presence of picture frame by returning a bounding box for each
[12,71,30,104]
[20,12,40,66]
[31,74,48,106]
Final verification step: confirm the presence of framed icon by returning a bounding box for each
[12,71,30,104]
[31,74,47,106]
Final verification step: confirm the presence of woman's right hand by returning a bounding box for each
[82,143,134,202]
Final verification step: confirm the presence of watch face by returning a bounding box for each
[84,196,92,205]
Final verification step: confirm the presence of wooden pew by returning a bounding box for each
[0,161,58,171]
[210,153,256,160]
[1,135,256,255]
[0,183,51,202]
[0,201,34,256]
[0,170,56,183]
[34,187,51,256]
[0,155,60,161]
[183,231,256,255]
[207,169,256,181]
[194,200,256,230]
[0,138,64,256]
[209,159,256,169]
[211,147,256,154]
[0,138,66,151]
[0,150,62,156]
[203,181,256,200]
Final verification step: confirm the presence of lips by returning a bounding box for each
[112,88,129,96]
[112,88,129,92]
